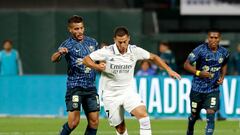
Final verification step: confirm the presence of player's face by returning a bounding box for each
[114,34,130,54]
[207,32,221,50]
[3,42,12,51]
[68,22,85,41]
[159,44,167,53]
[141,61,150,71]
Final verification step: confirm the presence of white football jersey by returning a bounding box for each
[89,44,150,97]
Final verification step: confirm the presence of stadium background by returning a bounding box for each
[0,0,240,134]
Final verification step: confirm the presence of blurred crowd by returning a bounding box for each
[1,39,240,76]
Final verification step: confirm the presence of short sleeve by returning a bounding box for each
[222,50,230,66]
[58,41,68,51]
[94,39,99,50]
[133,46,150,60]
[89,47,108,61]
[187,46,202,64]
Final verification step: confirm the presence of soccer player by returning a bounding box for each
[184,30,229,135]
[0,39,23,75]
[51,15,105,135]
[83,26,181,135]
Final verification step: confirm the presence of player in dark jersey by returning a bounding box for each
[51,15,105,135]
[184,30,229,135]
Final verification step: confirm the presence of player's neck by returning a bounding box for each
[4,49,11,53]
[208,44,218,52]
[210,46,218,52]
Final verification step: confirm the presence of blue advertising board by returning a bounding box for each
[0,75,239,119]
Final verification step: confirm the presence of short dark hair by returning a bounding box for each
[207,28,221,35]
[114,26,129,37]
[159,41,169,47]
[140,60,151,67]
[68,15,83,25]
[2,39,13,46]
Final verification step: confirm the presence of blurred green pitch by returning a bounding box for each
[0,117,239,135]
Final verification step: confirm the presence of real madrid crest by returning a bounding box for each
[130,54,134,61]
[218,57,223,63]
[89,45,95,52]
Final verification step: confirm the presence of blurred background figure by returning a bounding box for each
[157,42,176,76]
[0,39,23,76]
[136,60,156,76]
[100,42,109,48]
[231,44,240,75]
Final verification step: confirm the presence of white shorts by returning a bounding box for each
[103,91,145,127]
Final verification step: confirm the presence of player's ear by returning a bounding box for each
[67,24,72,33]
[68,27,71,33]
[219,35,222,40]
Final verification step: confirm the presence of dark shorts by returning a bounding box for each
[190,90,219,113]
[65,87,100,113]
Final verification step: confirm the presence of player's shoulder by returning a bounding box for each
[196,43,207,49]
[218,45,230,56]
[12,49,18,52]
[129,44,137,47]
[103,44,115,52]
[129,44,138,49]
[218,45,228,52]
[60,37,76,47]
[192,43,207,53]
[11,49,18,54]
[84,36,98,44]
[129,44,147,54]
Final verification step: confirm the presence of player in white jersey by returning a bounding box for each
[83,26,181,135]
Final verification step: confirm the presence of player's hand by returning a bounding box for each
[199,71,211,78]
[58,47,68,55]
[168,70,181,80]
[96,62,106,72]
[217,76,224,85]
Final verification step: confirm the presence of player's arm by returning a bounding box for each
[217,61,228,85]
[16,51,23,75]
[149,53,181,80]
[51,47,68,62]
[184,60,211,78]
[83,56,105,72]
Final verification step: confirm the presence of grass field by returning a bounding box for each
[0,117,239,135]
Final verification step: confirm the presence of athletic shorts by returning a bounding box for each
[65,87,100,113]
[103,91,145,126]
[190,90,219,113]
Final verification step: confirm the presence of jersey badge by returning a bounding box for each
[76,58,83,65]
[218,58,223,63]
[89,45,95,52]
[189,53,195,58]
[130,55,134,61]
[202,65,210,72]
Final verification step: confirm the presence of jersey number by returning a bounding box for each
[210,97,216,105]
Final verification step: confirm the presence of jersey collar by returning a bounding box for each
[206,43,220,52]
[113,43,131,55]
[70,35,85,43]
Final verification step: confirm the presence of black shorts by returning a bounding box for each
[65,87,100,113]
[190,90,219,113]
